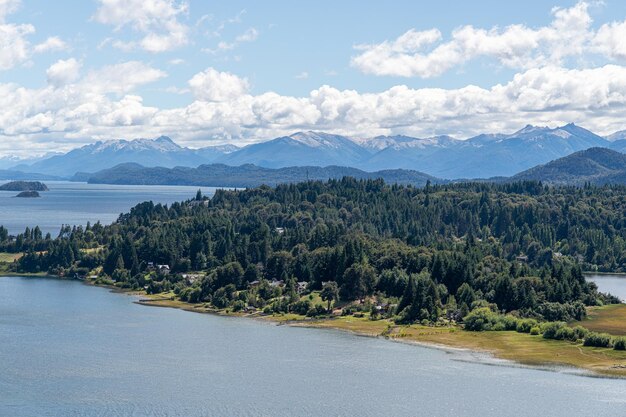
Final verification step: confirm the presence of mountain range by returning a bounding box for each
[10,136,239,177]
[4,123,626,180]
[75,147,626,188]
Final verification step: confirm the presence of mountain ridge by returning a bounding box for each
[7,123,626,179]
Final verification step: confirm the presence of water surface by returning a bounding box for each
[0,181,218,235]
[587,274,626,302]
[0,276,625,417]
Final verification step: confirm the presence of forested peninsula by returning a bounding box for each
[2,179,626,375]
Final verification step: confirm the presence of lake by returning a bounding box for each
[0,181,219,236]
[587,274,626,302]
[1,276,625,417]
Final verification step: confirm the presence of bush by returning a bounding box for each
[554,326,576,341]
[541,322,566,340]
[530,326,540,335]
[613,337,626,351]
[515,319,538,334]
[571,326,588,341]
[583,332,612,348]
[463,308,500,331]
[502,315,520,331]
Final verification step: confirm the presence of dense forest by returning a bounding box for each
[2,179,623,324]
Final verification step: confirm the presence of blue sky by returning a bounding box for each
[2,0,626,156]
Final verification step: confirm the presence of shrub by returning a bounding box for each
[516,319,538,334]
[583,332,612,348]
[541,322,566,340]
[530,326,540,335]
[492,322,506,331]
[502,315,519,331]
[613,337,626,351]
[554,326,576,341]
[571,326,588,341]
[463,308,500,331]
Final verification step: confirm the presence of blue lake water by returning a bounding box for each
[0,181,219,236]
[0,276,625,417]
[587,274,626,302]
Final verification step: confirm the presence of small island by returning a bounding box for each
[0,181,49,192]
[15,190,41,198]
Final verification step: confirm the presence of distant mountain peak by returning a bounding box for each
[512,124,550,136]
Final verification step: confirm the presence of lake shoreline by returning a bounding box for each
[3,274,626,378]
[129,283,626,379]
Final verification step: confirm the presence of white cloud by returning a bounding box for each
[593,20,626,60]
[188,68,249,102]
[0,3,68,71]
[93,0,189,52]
[0,0,20,22]
[5,64,626,156]
[0,21,34,70]
[351,1,607,78]
[295,71,309,79]
[82,61,167,94]
[33,36,67,53]
[46,58,81,87]
[205,26,259,53]
[235,27,258,42]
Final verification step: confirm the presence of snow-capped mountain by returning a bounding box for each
[16,136,239,177]
[363,123,609,178]
[6,123,620,179]
[219,131,371,168]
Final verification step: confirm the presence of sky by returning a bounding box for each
[2,0,626,156]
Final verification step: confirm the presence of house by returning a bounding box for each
[269,280,284,288]
[156,264,170,275]
[275,227,285,235]
[182,273,201,284]
[515,255,529,263]
[296,281,309,294]
[147,262,155,271]
[248,280,261,288]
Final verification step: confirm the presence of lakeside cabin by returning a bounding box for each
[156,264,170,275]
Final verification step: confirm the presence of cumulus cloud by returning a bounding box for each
[0,21,34,70]
[93,0,189,52]
[351,1,618,78]
[0,2,68,71]
[188,68,249,101]
[0,0,20,22]
[5,64,626,156]
[46,58,81,87]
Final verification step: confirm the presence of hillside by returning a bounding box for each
[75,163,444,188]
[510,148,626,185]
